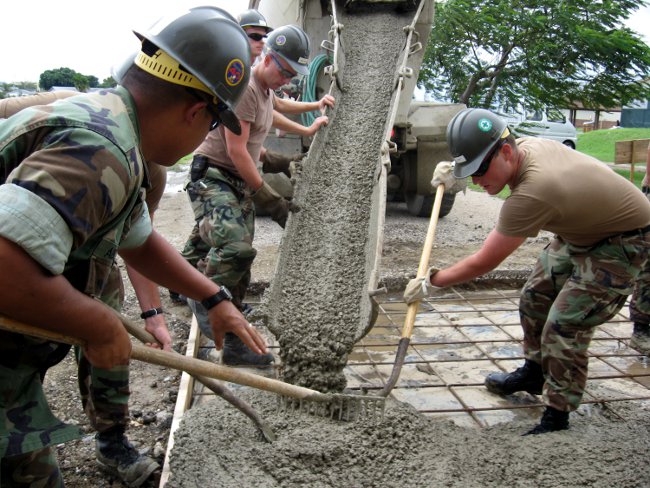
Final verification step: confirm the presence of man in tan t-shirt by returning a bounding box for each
[181,24,335,366]
[404,108,650,435]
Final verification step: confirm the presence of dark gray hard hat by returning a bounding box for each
[133,6,251,133]
[446,108,509,178]
[111,51,137,84]
[238,9,273,33]
[264,25,311,76]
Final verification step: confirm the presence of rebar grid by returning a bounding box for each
[344,287,650,428]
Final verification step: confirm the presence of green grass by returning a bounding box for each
[468,128,650,199]
[577,127,650,162]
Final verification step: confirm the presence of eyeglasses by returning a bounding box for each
[187,89,221,131]
[269,53,296,79]
[247,32,267,42]
[473,139,505,177]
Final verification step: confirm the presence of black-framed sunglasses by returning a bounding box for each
[473,139,505,177]
[187,89,221,131]
[247,32,267,42]
[269,53,297,79]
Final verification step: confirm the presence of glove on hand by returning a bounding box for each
[431,161,467,194]
[403,267,443,304]
[252,182,300,228]
[261,150,305,178]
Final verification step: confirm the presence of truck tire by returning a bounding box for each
[405,192,455,218]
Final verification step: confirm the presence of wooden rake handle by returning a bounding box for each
[0,314,325,402]
[403,183,445,339]
[377,183,445,397]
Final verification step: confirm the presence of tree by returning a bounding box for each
[39,68,96,92]
[419,0,650,111]
[99,76,118,88]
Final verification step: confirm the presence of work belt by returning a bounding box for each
[189,155,247,194]
[620,224,650,238]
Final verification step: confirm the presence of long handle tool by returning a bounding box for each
[113,309,277,442]
[0,315,384,422]
[377,183,445,397]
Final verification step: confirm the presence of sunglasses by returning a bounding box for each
[187,89,221,131]
[269,53,296,79]
[247,32,267,42]
[473,139,505,177]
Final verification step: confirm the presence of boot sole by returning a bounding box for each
[484,378,542,396]
[96,457,159,488]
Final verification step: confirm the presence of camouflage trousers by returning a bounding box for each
[0,447,63,488]
[76,262,130,435]
[181,161,256,307]
[1,263,129,487]
[519,231,650,411]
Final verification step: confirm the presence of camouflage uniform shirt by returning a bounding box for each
[0,86,151,456]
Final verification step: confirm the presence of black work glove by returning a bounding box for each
[261,150,305,178]
[252,182,300,228]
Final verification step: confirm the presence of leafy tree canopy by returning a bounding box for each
[39,67,99,92]
[419,0,650,112]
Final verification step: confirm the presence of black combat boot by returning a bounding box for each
[630,322,650,355]
[95,427,159,487]
[222,332,274,367]
[484,360,545,395]
[522,406,570,435]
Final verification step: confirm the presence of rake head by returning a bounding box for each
[277,393,385,422]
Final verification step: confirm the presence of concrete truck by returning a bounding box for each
[250,0,465,217]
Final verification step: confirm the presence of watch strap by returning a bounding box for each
[201,286,233,310]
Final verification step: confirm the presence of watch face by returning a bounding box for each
[221,286,233,300]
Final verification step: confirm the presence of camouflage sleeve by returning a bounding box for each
[0,184,73,274]
[119,200,153,249]
[144,162,166,213]
[6,127,137,252]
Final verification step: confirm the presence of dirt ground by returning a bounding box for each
[43,187,555,487]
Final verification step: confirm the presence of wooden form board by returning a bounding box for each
[614,138,649,182]
[159,317,199,487]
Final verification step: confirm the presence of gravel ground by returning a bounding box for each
[42,162,553,487]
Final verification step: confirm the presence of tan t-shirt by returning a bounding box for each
[194,75,275,179]
[497,137,650,246]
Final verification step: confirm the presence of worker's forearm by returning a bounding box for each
[272,113,310,136]
[229,148,264,190]
[0,236,123,344]
[126,264,162,311]
[274,97,318,115]
[433,254,496,288]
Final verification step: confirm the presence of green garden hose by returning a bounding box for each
[300,54,331,127]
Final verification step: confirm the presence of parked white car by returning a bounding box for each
[512,109,578,149]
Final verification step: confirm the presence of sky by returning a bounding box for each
[1,0,649,84]
[0,0,249,83]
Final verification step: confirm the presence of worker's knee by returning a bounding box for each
[203,242,257,282]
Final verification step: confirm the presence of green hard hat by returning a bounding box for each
[264,25,311,76]
[446,108,509,178]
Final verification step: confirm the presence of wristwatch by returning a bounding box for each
[201,286,233,310]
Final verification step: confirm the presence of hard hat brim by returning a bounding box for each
[453,142,493,178]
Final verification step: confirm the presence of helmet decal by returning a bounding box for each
[478,118,492,132]
[275,35,287,46]
[225,59,245,87]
